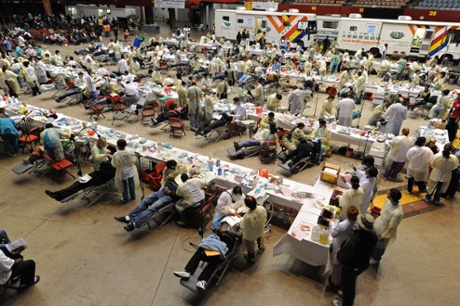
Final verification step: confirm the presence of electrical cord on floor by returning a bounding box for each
[181,235,201,253]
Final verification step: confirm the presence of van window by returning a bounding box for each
[223,16,229,21]
[283,22,291,27]
[323,21,338,29]
[261,20,267,28]
[308,21,317,34]
[237,19,243,24]
[365,24,378,34]
[350,26,357,31]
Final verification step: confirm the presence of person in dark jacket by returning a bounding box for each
[333,213,378,306]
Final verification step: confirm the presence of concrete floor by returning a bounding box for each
[1,25,459,305]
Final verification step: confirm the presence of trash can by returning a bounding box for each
[103,25,111,37]
[133,37,141,48]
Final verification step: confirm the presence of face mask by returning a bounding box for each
[232,194,242,202]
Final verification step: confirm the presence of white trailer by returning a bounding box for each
[215,8,318,47]
[316,15,341,42]
[336,15,460,61]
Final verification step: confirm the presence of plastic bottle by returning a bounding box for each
[218,168,222,176]
[319,227,330,245]
[311,225,321,241]
[208,157,214,171]
[92,119,98,132]
[216,159,221,167]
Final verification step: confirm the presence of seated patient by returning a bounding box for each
[233,123,277,151]
[281,139,320,168]
[0,230,40,290]
[173,224,241,291]
[114,175,181,231]
[195,111,233,136]
[45,162,116,201]
[148,104,188,128]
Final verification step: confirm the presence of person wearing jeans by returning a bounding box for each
[112,139,139,203]
[383,128,413,181]
[114,180,179,231]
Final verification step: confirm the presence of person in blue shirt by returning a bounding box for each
[15,46,23,58]
[271,59,281,75]
[3,38,12,55]
[0,117,19,156]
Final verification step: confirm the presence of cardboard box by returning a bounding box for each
[320,162,341,185]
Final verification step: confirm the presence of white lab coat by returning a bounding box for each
[335,98,355,127]
[355,169,375,213]
[387,135,414,164]
[212,190,246,224]
[330,219,358,264]
[383,103,407,136]
[406,146,434,182]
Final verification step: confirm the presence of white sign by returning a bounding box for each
[252,2,279,10]
[155,0,185,9]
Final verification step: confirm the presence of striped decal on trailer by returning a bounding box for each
[267,15,309,43]
[428,26,448,57]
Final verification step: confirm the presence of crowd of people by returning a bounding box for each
[0,12,460,304]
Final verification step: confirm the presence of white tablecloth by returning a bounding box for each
[272,182,333,272]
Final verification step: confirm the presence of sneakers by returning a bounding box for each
[20,275,40,291]
[369,257,379,265]
[258,247,266,254]
[234,141,241,151]
[121,198,129,204]
[173,271,190,279]
[422,196,432,203]
[148,119,159,128]
[123,222,135,232]
[332,298,343,306]
[114,216,129,224]
[196,280,207,290]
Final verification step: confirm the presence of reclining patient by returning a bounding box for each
[195,111,233,136]
[233,123,277,151]
[45,161,116,201]
[280,138,321,169]
[173,223,242,291]
[148,104,188,128]
[114,175,181,231]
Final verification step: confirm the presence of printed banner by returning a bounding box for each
[155,0,186,9]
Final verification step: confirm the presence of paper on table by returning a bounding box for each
[289,222,313,241]
[6,238,28,254]
[324,168,338,176]
[77,174,92,183]
[281,187,293,197]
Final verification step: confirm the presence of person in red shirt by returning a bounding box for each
[447,94,460,142]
